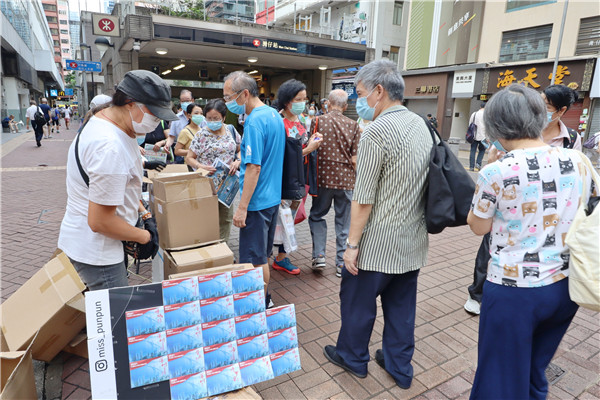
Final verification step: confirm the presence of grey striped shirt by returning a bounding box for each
[354,105,432,274]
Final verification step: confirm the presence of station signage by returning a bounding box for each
[65,59,102,72]
[92,13,120,37]
[242,37,303,54]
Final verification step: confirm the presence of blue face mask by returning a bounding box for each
[207,121,223,131]
[136,136,145,145]
[547,111,555,123]
[191,115,205,126]
[492,140,507,153]
[308,110,315,116]
[180,102,191,112]
[290,102,305,115]
[225,92,246,115]
[356,88,378,121]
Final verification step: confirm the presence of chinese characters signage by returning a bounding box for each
[416,86,440,94]
[242,37,302,54]
[452,70,476,98]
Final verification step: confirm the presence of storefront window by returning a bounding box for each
[1,0,32,49]
[506,0,556,12]
[499,24,552,62]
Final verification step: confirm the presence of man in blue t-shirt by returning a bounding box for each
[38,98,52,139]
[223,71,285,302]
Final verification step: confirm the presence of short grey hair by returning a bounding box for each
[354,60,405,101]
[224,71,259,97]
[484,84,546,142]
[328,89,348,108]
[179,89,193,99]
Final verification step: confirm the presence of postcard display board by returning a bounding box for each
[85,269,301,399]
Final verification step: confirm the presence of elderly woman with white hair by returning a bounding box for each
[467,84,596,400]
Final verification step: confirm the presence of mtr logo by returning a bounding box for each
[252,39,262,47]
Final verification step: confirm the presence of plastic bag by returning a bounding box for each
[273,204,298,253]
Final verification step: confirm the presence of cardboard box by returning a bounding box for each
[0,253,87,362]
[164,242,234,279]
[0,348,37,400]
[169,263,254,279]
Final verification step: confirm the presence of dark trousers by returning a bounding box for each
[468,233,491,303]
[469,140,486,169]
[470,279,578,400]
[32,121,44,144]
[336,268,419,388]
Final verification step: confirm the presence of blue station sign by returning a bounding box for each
[65,59,102,72]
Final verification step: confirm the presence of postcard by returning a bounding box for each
[162,278,199,305]
[125,306,165,337]
[127,331,167,363]
[236,333,269,363]
[234,312,268,340]
[239,355,275,386]
[206,364,243,397]
[167,348,205,379]
[129,355,169,389]
[200,295,235,323]
[231,268,264,294]
[169,372,208,400]
[164,301,202,330]
[203,340,239,370]
[267,326,298,354]
[266,304,296,332]
[233,290,266,317]
[270,347,301,377]
[166,324,203,355]
[202,318,236,347]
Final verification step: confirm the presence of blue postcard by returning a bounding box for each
[206,364,243,397]
[266,304,296,332]
[234,312,268,340]
[270,347,301,377]
[236,333,270,362]
[197,272,233,299]
[233,290,266,317]
[169,372,208,400]
[200,295,235,323]
[231,268,264,294]
[166,324,203,355]
[164,301,202,330]
[168,348,205,379]
[162,278,199,305]
[129,355,169,389]
[125,306,165,337]
[127,331,167,363]
[203,340,239,370]
[202,318,236,347]
[267,326,298,354]
[239,355,275,386]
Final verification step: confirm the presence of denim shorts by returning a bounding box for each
[69,257,129,291]
[239,204,279,265]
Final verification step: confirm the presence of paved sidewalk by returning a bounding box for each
[1,125,598,399]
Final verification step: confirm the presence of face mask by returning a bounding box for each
[136,136,145,145]
[547,111,558,123]
[492,140,507,153]
[225,92,246,115]
[207,121,223,131]
[180,102,191,112]
[324,104,328,110]
[356,88,378,121]
[130,103,160,134]
[290,102,305,115]
[308,110,315,116]
[191,115,205,126]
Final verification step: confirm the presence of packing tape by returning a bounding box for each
[39,334,59,351]
[39,261,81,293]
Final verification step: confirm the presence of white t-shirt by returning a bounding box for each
[64,108,71,118]
[471,146,595,288]
[58,116,143,265]
[471,108,486,141]
[26,105,38,122]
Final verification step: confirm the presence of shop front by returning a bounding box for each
[402,72,451,138]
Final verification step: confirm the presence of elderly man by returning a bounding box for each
[323,60,433,390]
[223,71,285,306]
[309,89,360,277]
[165,89,205,163]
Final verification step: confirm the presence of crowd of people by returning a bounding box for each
[55,60,598,399]
[24,98,73,147]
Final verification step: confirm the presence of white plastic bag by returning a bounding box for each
[273,204,298,253]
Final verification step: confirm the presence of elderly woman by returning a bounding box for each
[468,84,596,400]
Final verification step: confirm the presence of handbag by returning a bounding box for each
[422,116,476,234]
[465,112,476,144]
[565,152,600,311]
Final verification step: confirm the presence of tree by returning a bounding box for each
[65,72,76,89]
[159,0,206,20]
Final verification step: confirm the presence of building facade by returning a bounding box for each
[206,0,255,22]
[58,0,72,72]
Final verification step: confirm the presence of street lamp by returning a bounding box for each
[80,43,95,97]
[94,37,114,52]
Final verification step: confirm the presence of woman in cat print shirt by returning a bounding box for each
[466,84,596,400]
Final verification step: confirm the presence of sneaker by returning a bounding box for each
[272,257,300,275]
[48,135,53,138]
[268,299,275,309]
[312,255,326,270]
[464,296,481,315]
[323,345,366,378]
[336,265,343,278]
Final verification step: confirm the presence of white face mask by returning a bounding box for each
[130,102,160,134]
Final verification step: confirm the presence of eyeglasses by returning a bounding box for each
[223,91,241,102]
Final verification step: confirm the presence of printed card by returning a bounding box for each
[239,356,275,386]
[168,348,205,379]
[236,333,270,362]
[130,356,169,389]
[270,348,301,377]
[233,290,266,316]
[127,331,167,363]
[203,341,239,370]
[197,273,233,299]
[234,312,268,340]
[206,364,243,397]
[266,304,296,332]
[166,325,203,355]
[169,372,208,400]
[202,318,236,347]
[267,326,298,354]
[162,278,199,305]
[231,269,264,294]
[200,295,235,323]
[125,306,165,337]
[164,301,201,330]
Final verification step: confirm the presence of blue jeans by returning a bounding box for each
[69,257,129,291]
[469,140,486,169]
[308,187,352,266]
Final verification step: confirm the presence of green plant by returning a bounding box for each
[159,0,206,20]
[65,72,76,89]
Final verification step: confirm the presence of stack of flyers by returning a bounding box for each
[210,158,240,209]
[270,348,301,377]
[127,332,167,363]
[235,312,268,340]
[167,348,205,379]
[231,269,264,294]
[200,295,235,323]
[126,306,165,337]
[169,372,207,400]
[203,341,239,370]
[130,356,169,388]
[202,318,236,347]
[206,364,243,396]
[236,333,269,362]
[198,273,233,299]
[162,278,199,305]
[239,356,275,386]
[266,304,296,332]
[267,326,298,354]
[164,301,201,330]
[166,325,203,354]
[233,290,266,316]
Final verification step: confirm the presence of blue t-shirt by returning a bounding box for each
[39,104,51,120]
[240,105,285,211]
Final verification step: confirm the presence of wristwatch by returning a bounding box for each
[345,239,358,249]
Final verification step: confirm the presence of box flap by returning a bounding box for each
[147,164,189,179]
[166,239,223,252]
[152,174,214,202]
[169,242,233,268]
[0,333,37,399]
[168,263,254,279]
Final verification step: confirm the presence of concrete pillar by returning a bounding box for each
[112,50,133,85]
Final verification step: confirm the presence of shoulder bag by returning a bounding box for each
[466,112,476,144]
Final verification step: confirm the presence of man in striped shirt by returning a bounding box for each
[323,60,432,390]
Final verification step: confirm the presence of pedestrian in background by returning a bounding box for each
[324,60,432,390]
[39,98,52,139]
[175,103,204,161]
[467,83,595,400]
[25,100,44,147]
[64,105,72,130]
[51,104,60,134]
[541,84,582,150]
[166,90,206,163]
[308,89,360,277]
[468,102,487,171]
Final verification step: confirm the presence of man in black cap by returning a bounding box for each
[58,70,178,291]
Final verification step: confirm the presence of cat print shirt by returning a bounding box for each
[471,146,596,288]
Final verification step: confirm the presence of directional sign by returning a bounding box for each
[50,89,58,97]
[65,59,102,72]
[65,88,74,96]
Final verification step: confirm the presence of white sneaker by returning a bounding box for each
[464,296,481,315]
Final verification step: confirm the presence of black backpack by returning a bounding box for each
[281,136,306,200]
[563,128,578,149]
[34,107,46,126]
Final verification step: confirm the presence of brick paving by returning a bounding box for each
[1,124,598,399]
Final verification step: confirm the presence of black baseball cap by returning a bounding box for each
[116,70,178,121]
